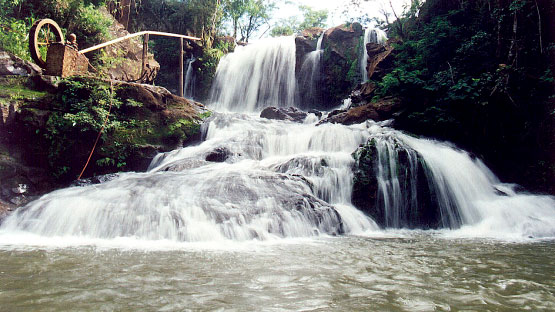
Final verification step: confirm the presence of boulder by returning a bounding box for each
[205,147,232,162]
[350,82,377,106]
[0,51,42,76]
[319,97,402,125]
[260,106,308,123]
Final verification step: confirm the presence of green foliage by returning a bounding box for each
[369,0,554,191]
[271,5,328,37]
[33,77,203,180]
[0,16,34,61]
[298,5,328,30]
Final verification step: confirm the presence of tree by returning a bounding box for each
[270,5,328,37]
[270,16,298,37]
[298,5,328,30]
[237,0,274,42]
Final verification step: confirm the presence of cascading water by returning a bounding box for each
[0,114,376,242]
[360,28,387,82]
[209,36,297,112]
[184,57,196,99]
[297,33,324,108]
[0,36,554,246]
[354,123,555,238]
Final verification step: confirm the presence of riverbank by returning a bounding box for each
[0,69,209,208]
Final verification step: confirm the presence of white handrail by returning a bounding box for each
[79,31,201,54]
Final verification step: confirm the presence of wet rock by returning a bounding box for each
[0,51,42,76]
[320,23,364,109]
[260,107,308,123]
[72,173,120,187]
[319,97,402,125]
[159,159,208,172]
[206,147,232,162]
[352,138,443,229]
[200,171,344,236]
[350,82,377,106]
[366,42,396,81]
[295,27,325,75]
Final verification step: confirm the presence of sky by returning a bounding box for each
[272,0,410,28]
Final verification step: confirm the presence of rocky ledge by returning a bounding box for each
[0,57,208,208]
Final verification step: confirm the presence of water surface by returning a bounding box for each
[1,234,553,311]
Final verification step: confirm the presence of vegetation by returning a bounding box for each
[271,5,328,37]
[359,0,555,192]
[11,77,207,182]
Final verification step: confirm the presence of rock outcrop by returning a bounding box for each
[102,8,160,83]
[0,73,207,209]
[319,96,402,125]
[365,42,396,81]
[0,51,42,76]
[352,138,443,229]
[294,27,324,75]
[319,23,364,109]
[260,106,308,123]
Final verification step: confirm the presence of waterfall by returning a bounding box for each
[0,36,553,245]
[184,57,196,99]
[0,114,377,242]
[360,28,387,82]
[355,124,555,238]
[298,33,324,109]
[209,37,297,112]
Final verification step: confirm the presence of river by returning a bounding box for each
[1,235,554,311]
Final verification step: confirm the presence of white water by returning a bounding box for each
[209,36,297,112]
[298,33,324,108]
[1,36,554,246]
[365,124,555,239]
[360,28,388,82]
[184,57,196,98]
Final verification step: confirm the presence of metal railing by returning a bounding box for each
[80,31,202,97]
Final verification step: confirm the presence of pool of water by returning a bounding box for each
[1,233,553,311]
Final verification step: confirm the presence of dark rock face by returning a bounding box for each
[260,107,308,123]
[319,23,364,109]
[205,147,232,162]
[366,42,396,81]
[352,139,444,229]
[294,28,324,75]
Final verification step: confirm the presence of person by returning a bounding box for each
[66,33,78,50]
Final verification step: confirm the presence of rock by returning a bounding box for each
[352,138,443,229]
[260,107,308,123]
[101,8,160,83]
[295,27,324,75]
[1,75,207,193]
[0,51,42,76]
[0,153,53,210]
[319,96,402,125]
[320,23,364,109]
[319,104,379,125]
[366,42,396,80]
[72,173,120,187]
[350,82,377,106]
[206,147,232,162]
[159,159,208,172]
[30,75,60,93]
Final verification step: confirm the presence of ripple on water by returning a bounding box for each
[0,234,554,311]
